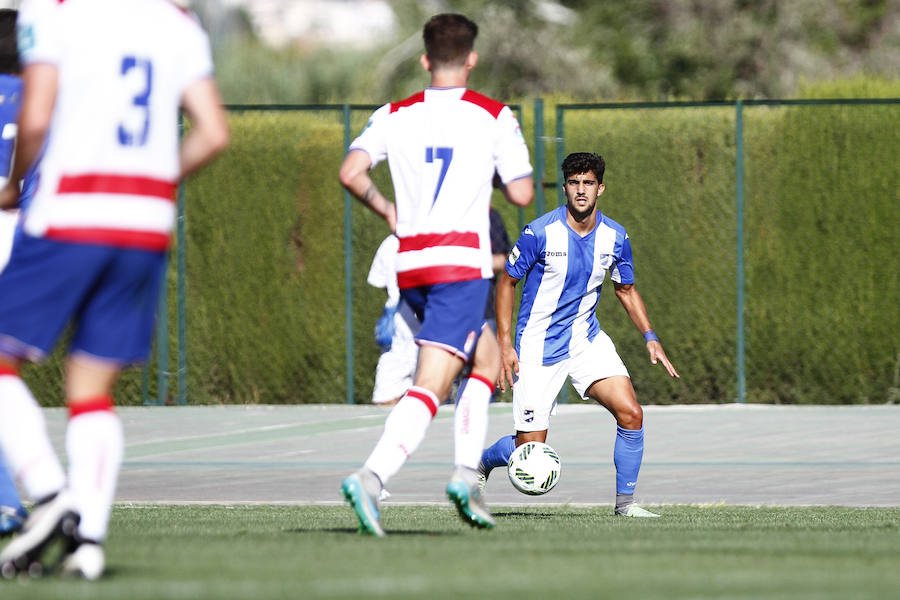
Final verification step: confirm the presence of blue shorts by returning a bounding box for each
[0,234,166,364]
[401,278,489,361]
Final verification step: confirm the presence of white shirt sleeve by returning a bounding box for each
[348,103,391,169]
[17,0,63,66]
[176,16,215,92]
[493,106,533,184]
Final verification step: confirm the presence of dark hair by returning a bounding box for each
[423,13,478,68]
[562,152,605,183]
[0,9,18,75]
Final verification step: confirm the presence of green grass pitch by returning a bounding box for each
[2,504,898,599]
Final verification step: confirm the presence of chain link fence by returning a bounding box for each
[19,100,898,406]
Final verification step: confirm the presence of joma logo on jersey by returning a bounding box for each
[544,251,566,257]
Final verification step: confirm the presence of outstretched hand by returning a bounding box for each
[648,341,680,378]
[497,343,520,392]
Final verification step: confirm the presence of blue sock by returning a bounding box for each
[614,426,644,495]
[0,450,24,513]
[480,435,516,472]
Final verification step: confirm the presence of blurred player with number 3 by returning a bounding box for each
[0,0,228,579]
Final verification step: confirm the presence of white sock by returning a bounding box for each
[364,386,437,485]
[453,375,492,470]
[66,400,123,542]
[0,372,66,500]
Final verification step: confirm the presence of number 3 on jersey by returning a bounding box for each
[118,56,153,147]
[425,146,453,205]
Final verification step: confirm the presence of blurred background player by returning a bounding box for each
[0,0,228,579]
[338,13,533,535]
[367,234,422,406]
[368,213,509,408]
[479,152,679,517]
[0,7,26,538]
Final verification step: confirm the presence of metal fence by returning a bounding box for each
[134,98,898,405]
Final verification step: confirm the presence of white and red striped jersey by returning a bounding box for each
[350,87,532,289]
[16,0,213,252]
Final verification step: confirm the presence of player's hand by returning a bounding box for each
[498,343,519,392]
[648,341,680,378]
[0,183,20,210]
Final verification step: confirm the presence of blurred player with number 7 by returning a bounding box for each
[338,13,533,536]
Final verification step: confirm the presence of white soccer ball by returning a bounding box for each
[507,441,561,495]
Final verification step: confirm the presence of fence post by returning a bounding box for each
[555,105,565,207]
[735,100,746,404]
[533,98,545,222]
[156,254,169,406]
[176,179,187,405]
[342,104,355,404]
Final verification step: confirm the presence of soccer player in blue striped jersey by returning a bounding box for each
[480,152,679,517]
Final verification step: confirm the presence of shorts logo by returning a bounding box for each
[523,408,534,423]
[463,330,476,355]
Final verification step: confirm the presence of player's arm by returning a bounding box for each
[0,63,56,209]
[499,176,533,208]
[613,282,680,378]
[496,271,521,391]
[339,149,397,232]
[179,77,229,180]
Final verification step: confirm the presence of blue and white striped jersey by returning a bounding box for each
[506,205,634,365]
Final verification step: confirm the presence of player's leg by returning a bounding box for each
[0,357,76,578]
[55,245,165,577]
[342,282,477,534]
[343,344,463,535]
[448,324,500,527]
[574,331,658,517]
[0,237,90,575]
[479,360,566,487]
[59,354,123,580]
[454,324,499,472]
[584,377,657,517]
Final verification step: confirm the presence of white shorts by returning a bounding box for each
[371,305,420,404]
[512,330,629,431]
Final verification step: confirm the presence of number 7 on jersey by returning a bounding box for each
[425,146,453,205]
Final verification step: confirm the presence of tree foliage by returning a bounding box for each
[202,0,899,103]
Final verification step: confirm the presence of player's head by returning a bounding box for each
[422,14,478,71]
[562,152,605,220]
[562,152,605,184]
[0,9,19,76]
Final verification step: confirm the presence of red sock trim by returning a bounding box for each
[69,395,115,418]
[406,387,438,418]
[468,373,495,393]
[0,365,19,377]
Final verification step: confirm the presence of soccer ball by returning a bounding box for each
[507,441,561,495]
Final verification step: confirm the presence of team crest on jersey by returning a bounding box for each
[508,246,520,266]
[597,254,614,269]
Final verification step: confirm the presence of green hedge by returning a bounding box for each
[21,101,899,405]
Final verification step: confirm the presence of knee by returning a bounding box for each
[618,403,643,430]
